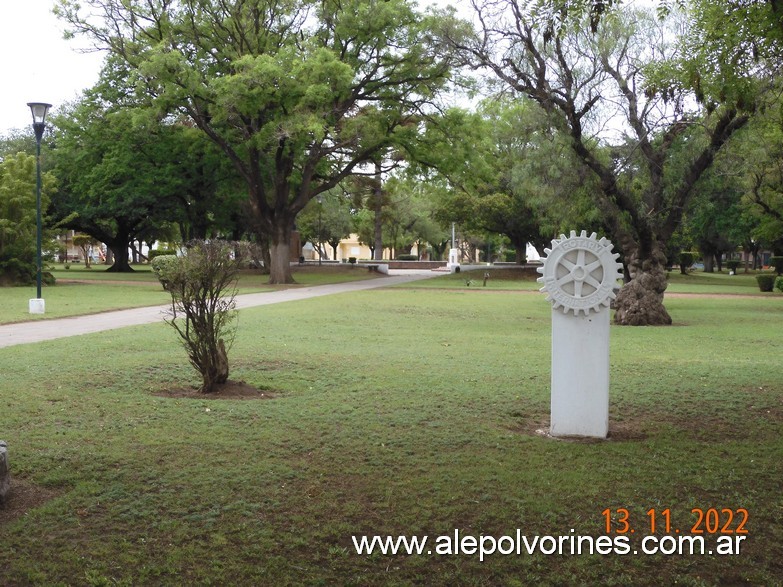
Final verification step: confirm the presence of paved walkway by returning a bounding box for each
[0,271,437,349]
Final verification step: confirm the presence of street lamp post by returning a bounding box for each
[317,195,323,266]
[27,102,52,315]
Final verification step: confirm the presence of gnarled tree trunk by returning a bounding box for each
[614,246,672,326]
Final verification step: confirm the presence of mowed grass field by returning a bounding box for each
[0,267,781,585]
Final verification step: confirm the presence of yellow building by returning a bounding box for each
[304,234,428,262]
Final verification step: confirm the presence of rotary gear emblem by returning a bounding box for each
[537,230,624,316]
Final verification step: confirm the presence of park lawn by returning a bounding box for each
[0,288,781,585]
[665,270,772,295]
[398,266,542,291]
[0,265,380,325]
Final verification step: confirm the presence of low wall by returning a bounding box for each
[359,260,447,270]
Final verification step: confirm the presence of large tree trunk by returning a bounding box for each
[268,223,294,284]
[614,247,672,326]
[105,233,134,272]
[702,252,715,273]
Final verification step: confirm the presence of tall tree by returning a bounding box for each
[50,99,193,272]
[449,4,751,325]
[0,153,56,285]
[57,0,460,283]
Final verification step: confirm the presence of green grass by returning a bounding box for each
[399,266,542,291]
[1,282,781,585]
[665,269,771,295]
[0,265,379,325]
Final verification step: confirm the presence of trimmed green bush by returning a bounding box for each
[756,274,776,292]
[148,248,178,261]
[151,255,180,290]
[396,254,418,261]
[775,276,783,293]
[348,257,357,265]
[726,259,741,272]
[769,256,783,275]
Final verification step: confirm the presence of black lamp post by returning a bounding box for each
[317,195,323,266]
[27,102,51,314]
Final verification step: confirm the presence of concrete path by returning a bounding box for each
[0,270,436,349]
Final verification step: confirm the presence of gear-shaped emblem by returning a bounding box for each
[537,230,623,316]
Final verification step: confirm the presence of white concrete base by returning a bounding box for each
[377,264,389,275]
[28,298,45,314]
[447,248,460,273]
[550,307,609,438]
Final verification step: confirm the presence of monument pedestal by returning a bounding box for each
[447,248,460,273]
[29,298,45,314]
[550,308,609,437]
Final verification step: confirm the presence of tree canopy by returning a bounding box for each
[50,99,196,272]
[447,3,754,324]
[57,0,463,283]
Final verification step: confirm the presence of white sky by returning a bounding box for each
[0,0,464,137]
[0,0,106,135]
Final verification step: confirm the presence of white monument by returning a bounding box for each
[447,222,460,273]
[537,231,623,438]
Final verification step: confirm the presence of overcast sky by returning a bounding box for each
[0,0,105,135]
[0,0,465,136]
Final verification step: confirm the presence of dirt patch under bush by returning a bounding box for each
[153,379,275,400]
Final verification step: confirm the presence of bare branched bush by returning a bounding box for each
[155,240,240,392]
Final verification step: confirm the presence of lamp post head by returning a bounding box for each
[27,102,52,142]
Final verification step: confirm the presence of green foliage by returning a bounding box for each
[150,254,180,290]
[775,276,783,292]
[50,99,200,272]
[148,248,178,261]
[667,0,783,109]
[678,251,697,274]
[703,104,783,256]
[726,259,741,272]
[56,0,461,283]
[770,256,783,275]
[755,274,776,292]
[396,254,418,261]
[419,100,590,255]
[156,241,240,392]
[0,152,56,285]
[296,192,353,261]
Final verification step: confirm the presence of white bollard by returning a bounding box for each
[537,231,623,438]
[29,298,45,314]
